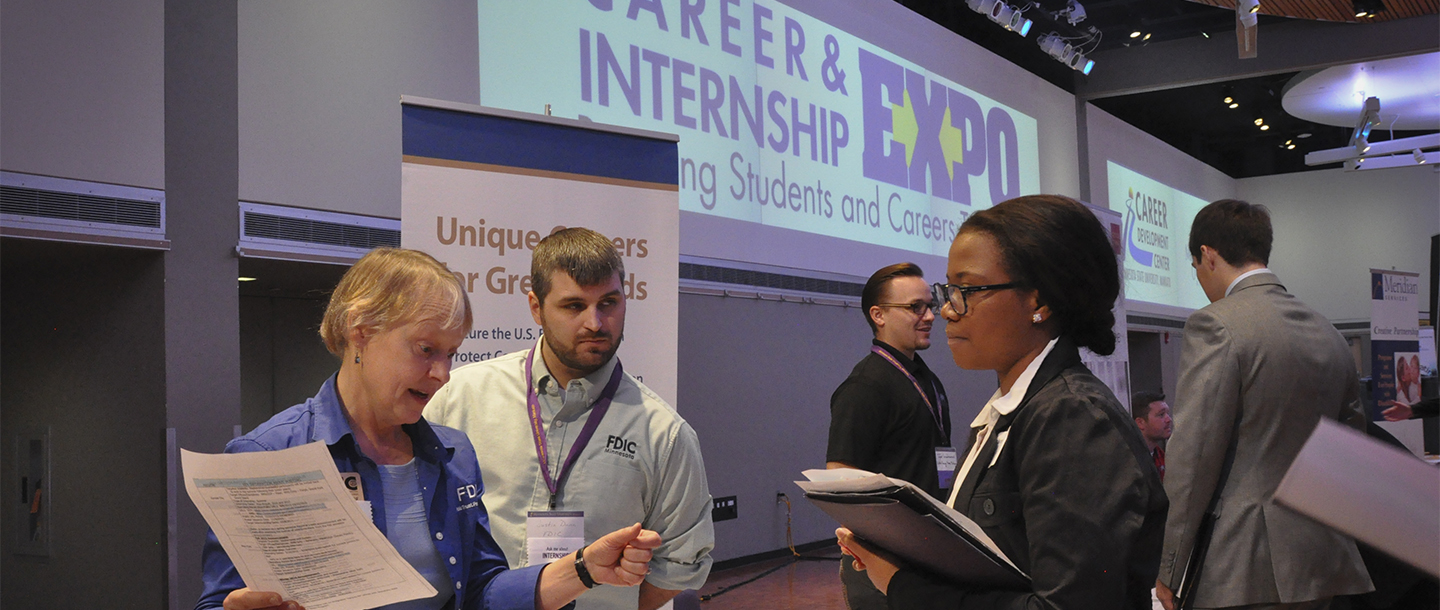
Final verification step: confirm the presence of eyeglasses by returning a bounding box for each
[874,301,937,316]
[931,282,1024,316]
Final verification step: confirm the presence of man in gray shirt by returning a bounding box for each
[427,228,714,610]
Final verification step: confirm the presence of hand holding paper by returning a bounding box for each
[222,588,304,610]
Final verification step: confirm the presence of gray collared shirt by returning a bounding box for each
[425,339,714,609]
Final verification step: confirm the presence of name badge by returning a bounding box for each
[527,510,585,566]
[339,472,364,501]
[935,447,958,489]
[340,473,370,520]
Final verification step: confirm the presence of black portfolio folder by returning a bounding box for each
[804,481,1029,590]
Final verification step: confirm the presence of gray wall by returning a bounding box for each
[239,296,342,432]
[237,0,480,218]
[0,0,164,189]
[1,239,168,608]
[1238,164,1439,322]
[677,293,995,561]
[241,297,345,431]
[1127,330,1183,407]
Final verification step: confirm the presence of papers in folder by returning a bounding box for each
[797,468,1029,589]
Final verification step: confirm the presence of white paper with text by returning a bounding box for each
[183,442,437,610]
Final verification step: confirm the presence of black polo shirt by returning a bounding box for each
[826,339,953,500]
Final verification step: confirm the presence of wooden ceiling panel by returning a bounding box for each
[1189,0,1439,22]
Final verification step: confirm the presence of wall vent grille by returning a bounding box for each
[680,262,863,298]
[1,185,162,228]
[1126,314,1188,330]
[242,212,399,250]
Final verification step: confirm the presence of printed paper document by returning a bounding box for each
[182,442,437,610]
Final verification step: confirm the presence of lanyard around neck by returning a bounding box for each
[525,347,624,508]
[871,346,948,439]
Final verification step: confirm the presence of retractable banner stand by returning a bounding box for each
[1370,269,1423,419]
[400,98,680,404]
[1082,203,1130,413]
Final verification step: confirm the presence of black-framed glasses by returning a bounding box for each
[874,300,937,316]
[931,282,1024,316]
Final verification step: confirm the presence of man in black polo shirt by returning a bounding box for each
[826,262,953,610]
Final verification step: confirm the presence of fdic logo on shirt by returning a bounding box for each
[604,435,637,459]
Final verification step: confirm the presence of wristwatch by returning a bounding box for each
[574,544,600,589]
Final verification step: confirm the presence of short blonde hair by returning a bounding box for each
[320,248,472,356]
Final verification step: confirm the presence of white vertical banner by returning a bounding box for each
[1082,203,1131,412]
[400,99,680,403]
[1370,269,1423,417]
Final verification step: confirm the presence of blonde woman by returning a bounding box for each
[198,248,658,610]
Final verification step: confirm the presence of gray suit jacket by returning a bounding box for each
[1159,273,1373,607]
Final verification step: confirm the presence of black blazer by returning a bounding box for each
[887,338,1168,610]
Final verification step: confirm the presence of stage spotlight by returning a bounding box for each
[969,0,1031,37]
[1228,101,1239,109]
[1239,0,1261,14]
[1037,33,1094,75]
[1008,11,1034,36]
[1351,97,1380,151]
[1415,149,1428,164]
[1061,0,1087,26]
[1286,143,1296,149]
[1142,33,1152,41]
[1260,124,1270,131]
[1253,117,1264,126]
[1038,33,1067,56]
[1130,30,1142,38]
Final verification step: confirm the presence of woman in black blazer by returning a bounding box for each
[839,195,1168,609]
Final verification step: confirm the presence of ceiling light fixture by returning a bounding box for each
[1142,32,1152,41]
[1201,31,1210,38]
[1239,0,1261,14]
[1038,33,1094,75]
[238,277,257,282]
[1352,0,1385,18]
[1416,149,1428,164]
[1260,124,1270,131]
[968,0,1031,37]
[1228,101,1239,109]
[1059,0,1086,26]
[1307,133,1440,168]
[1351,96,1381,147]
[1286,143,1296,149]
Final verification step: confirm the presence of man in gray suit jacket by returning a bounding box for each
[1156,200,1373,610]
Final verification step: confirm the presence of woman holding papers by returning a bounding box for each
[197,248,659,610]
[839,195,1168,609]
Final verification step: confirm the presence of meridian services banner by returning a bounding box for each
[477,0,1040,259]
[400,99,680,404]
[1370,268,1423,419]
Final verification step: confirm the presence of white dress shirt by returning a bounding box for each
[947,338,1059,508]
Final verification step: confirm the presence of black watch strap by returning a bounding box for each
[574,544,600,589]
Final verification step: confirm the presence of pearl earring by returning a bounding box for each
[354,354,361,364]
[1032,313,1043,323]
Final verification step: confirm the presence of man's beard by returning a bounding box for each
[546,327,624,376]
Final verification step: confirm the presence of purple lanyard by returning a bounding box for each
[525,348,624,509]
[871,346,949,440]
